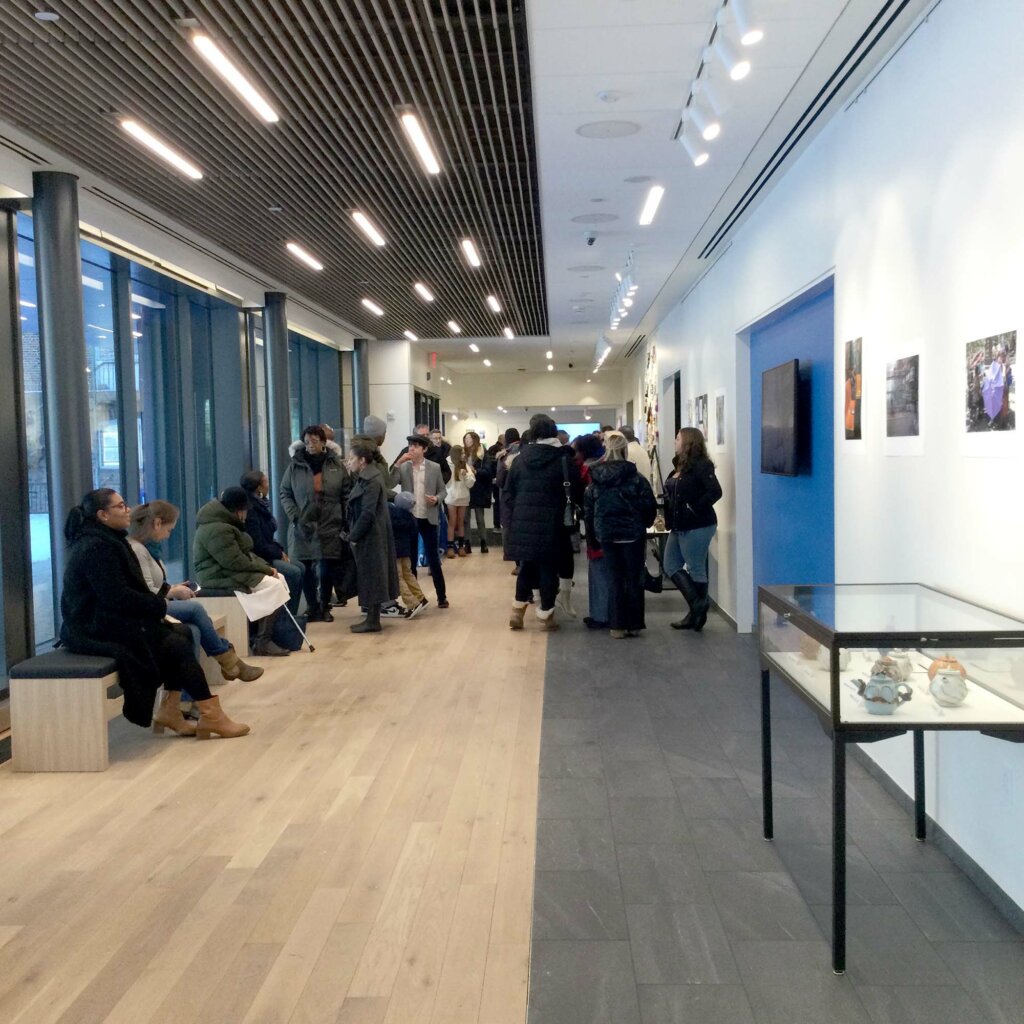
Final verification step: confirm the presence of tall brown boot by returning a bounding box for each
[196,695,250,739]
[152,690,198,736]
[509,602,527,630]
[214,645,264,682]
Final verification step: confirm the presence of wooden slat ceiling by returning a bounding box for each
[0,0,547,339]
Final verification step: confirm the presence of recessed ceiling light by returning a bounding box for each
[268,204,284,213]
[361,298,384,316]
[638,184,665,226]
[403,330,418,341]
[545,350,553,359]
[191,34,280,123]
[34,10,59,21]
[447,320,462,334]
[286,242,324,271]
[483,359,492,367]
[121,119,203,179]
[550,407,556,412]
[469,343,480,353]
[502,326,514,339]
[547,363,554,371]
[351,210,387,247]
[486,295,502,313]
[460,238,482,267]
[413,281,434,301]
[399,109,442,175]
[586,378,592,383]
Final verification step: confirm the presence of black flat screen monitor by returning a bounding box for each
[761,359,800,476]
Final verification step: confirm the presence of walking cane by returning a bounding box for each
[282,604,316,653]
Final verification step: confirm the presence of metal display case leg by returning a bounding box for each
[832,733,846,974]
[760,668,773,841]
[913,729,926,841]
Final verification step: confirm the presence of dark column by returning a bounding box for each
[0,201,34,668]
[352,337,370,434]
[32,172,92,625]
[111,254,140,506]
[264,291,291,532]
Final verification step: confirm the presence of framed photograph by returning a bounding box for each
[886,355,919,437]
[844,337,862,440]
[966,331,1015,433]
[714,390,726,448]
[695,393,708,440]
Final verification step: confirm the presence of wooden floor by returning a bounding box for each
[0,552,543,1024]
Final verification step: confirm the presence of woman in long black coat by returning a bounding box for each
[344,440,398,633]
[59,488,249,739]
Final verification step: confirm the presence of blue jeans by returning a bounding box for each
[273,559,304,615]
[167,599,231,657]
[663,526,717,583]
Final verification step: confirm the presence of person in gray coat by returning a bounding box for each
[279,424,353,622]
[396,434,449,608]
[344,439,399,632]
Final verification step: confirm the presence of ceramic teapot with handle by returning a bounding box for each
[855,675,913,715]
[927,655,968,707]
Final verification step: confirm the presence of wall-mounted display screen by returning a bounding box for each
[761,358,800,476]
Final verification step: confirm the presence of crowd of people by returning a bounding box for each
[56,410,721,740]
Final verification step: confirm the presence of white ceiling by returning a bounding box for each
[433,0,931,377]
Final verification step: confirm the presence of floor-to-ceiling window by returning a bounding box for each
[247,311,269,473]
[288,330,341,438]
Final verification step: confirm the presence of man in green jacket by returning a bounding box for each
[193,487,289,657]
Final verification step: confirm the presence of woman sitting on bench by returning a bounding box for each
[60,488,250,740]
[127,500,263,682]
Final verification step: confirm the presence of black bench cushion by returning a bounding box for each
[195,588,237,598]
[10,651,118,679]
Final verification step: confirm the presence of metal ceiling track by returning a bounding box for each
[0,0,548,340]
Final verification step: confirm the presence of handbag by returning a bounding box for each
[560,455,579,529]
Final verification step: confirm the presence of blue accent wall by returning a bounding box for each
[750,284,835,605]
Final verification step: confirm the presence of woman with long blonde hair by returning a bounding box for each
[664,427,722,631]
[444,443,476,557]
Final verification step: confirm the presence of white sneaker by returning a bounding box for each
[406,598,428,619]
[381,604,405,618]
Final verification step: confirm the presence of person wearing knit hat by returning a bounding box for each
[362,414,387,443]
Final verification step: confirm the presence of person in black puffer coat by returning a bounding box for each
[503,414,583,630]
[59,488,249,739]
[584,432,657,638]
[664,427,723,631]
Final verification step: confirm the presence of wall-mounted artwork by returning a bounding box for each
[845,337,863,440]
[687,398,694,428]
[642,343,659,453]
[695,393,708,440]
[886,354,919,437]
[966,331,1015,432]
[715,390,726,447]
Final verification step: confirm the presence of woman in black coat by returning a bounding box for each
[664,427,723,631]
[344,439,399,633]
[59,489,249,739]
[503,416,582,629]
[584,433,658,638]
[462,430,495,553]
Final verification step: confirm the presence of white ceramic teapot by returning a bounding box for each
[886,649,914,681]
[927,655,968,708]
[855,675,913,715]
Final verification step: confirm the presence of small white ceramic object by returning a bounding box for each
[929,669,968,707]
[887,649,914,681]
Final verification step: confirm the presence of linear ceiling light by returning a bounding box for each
[447,320,462,334]
[469,343,480,353]
[413,281,434,301]
[483,359,492,367]
[680,132,709,167]
[19,299,35,308]
[486,295,502,313]
[361,298,384,316]
[351,210,386,247]
[710,34,751,81]
[638,185,665,226]
[399,110,442,174]
[730,0,765,45]
[503,326,515,339]
[191,34,280,123]
[460,238,482,267]
[286,242,324,270]
[404,330,418,341]
[121,119,203,179]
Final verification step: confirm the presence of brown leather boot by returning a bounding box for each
[214,646,264,682]
[196,696,250,739]
[152,690,198,736]
[509,603,527,630]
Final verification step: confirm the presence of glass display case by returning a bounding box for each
[757,583,1024,974]
[759,584,1024,730]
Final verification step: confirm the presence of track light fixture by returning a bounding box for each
[708,33,750,81]
[686,98,720,142]
[730,0,764,46]
[680,132,709,167]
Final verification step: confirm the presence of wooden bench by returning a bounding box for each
[9,651,121,772]
[194,590,250,654]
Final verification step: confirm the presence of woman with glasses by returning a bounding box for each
[59,488,250,739]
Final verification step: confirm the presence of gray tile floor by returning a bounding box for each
[528,585,1024,1024]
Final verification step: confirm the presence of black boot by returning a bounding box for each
[480,538,489,553]
[351,603,382,633]
[463,537,473,554]
[669,570,699,630]
[319,602,335,623]
[252,611,290,656]
[691,581,711,632]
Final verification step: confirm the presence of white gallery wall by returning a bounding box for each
[644,0,1024,909]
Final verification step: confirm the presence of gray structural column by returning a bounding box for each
[263,291,291,532]
[0,201,34,666]
[32,171,92,624]
[352,337,370,433]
